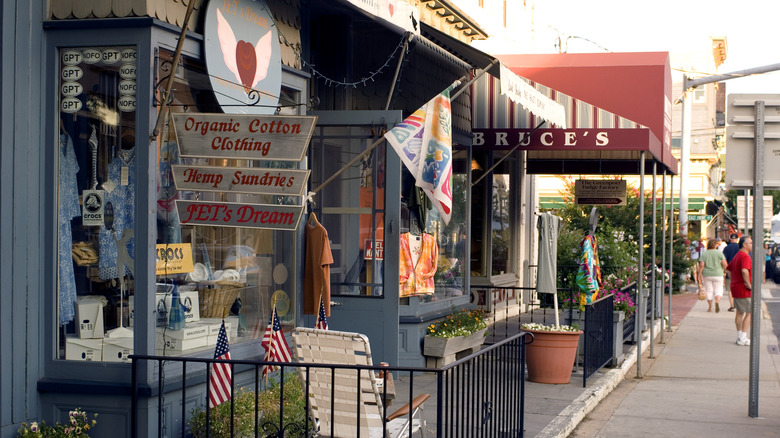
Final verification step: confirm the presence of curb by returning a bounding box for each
[535,319,663,438]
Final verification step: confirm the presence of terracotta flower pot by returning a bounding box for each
[523,328,583,384]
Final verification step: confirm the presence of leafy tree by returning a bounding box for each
[548,176,693,294]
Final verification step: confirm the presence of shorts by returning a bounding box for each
[734,297,752,313]
[702,276,724,300]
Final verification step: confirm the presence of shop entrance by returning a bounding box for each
[309,110,403,364]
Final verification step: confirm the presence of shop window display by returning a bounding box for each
[401,151,469,302]
[57,45,138,361]
[152,49,301,357]
[56,46,302,361]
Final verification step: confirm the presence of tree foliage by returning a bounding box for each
[548,176,693,294]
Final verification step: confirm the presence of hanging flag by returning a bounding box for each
[384,81,460,225]
[315,296,328,330]
[208,322,232,408]
[261,307,293,378]
[576,235,602,307]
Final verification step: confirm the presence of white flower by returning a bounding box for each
[521,322,580,332]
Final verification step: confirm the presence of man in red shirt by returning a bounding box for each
[727,235,753,346]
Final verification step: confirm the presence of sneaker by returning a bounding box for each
[737,338,751,346]
[716,303,720,313]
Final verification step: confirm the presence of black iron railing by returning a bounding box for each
[130,332,531,437]
[580,294,614,387]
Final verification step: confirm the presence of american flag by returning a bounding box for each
[208,322,232,408]
[315,297,328,330]
[261,308,293,378]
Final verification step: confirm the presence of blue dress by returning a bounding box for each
[58,134,81,325]
[98,148,136,280]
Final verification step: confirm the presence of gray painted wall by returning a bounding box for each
[1,1,46,437]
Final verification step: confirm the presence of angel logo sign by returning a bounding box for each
[203,0,281,115]
[82,189,105,226]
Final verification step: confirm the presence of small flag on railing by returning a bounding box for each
[208,322,232,408]
[315,296,328,330]
[261,307,293,378]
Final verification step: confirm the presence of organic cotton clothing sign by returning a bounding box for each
[172,113,316,161]
[175,200,303,231]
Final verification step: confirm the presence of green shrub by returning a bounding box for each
[188,373,310,438]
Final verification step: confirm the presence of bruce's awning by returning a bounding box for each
[468,52,677,175]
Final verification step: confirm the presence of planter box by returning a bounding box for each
[424,328,487,368]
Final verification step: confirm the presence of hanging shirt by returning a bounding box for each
[99,148,136,280]
[58,134,81,325]
[304,214,334,316]
[536,212,561,294]
[399,233,438,297]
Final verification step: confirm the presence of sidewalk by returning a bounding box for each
[571,283,780,437]
[394,287,738,437]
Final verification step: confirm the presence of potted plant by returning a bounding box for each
[423,308,488,367]
[521,323,582,384]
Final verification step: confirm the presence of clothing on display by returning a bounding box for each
[576,235,602,306]
[399,232,438,297]
[98,148,136,280]
[58,133,81,326]
[536,212,562,294]
[303,213,334,316]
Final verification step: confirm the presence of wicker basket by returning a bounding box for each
[198,281,243,319]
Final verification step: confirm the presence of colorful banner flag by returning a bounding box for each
[208,322,232,408]
[384,82,460,225]
[314,296,328,330]
[261,307,293,378]
[576,235,602,306]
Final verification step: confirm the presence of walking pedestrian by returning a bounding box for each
[699,239,727,313]
[727,235,753,346]
[723,233,740,312]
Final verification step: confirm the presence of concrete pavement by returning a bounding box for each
[569,283,780,437]
[396,283,780,437]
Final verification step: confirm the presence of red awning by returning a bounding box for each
[470,52,677,175]
[496,52,676,174]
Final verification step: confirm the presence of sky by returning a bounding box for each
[474,0,780,95]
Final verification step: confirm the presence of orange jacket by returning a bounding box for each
[399,233,439,297]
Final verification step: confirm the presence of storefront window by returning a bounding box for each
[152,49,302,357]
[57,45,138,361]
[310,125,386,297]
[470,150,516,279]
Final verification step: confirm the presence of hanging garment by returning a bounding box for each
[58,133,81,326]
[536,212,562,294]
[399,233,439,297]
[576,234,602,306]
[99,148,136,280]
[303,213,334,316]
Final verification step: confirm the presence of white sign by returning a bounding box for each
[171,165,310,196]
[172,113,316,161]
[574,179,627,205]
[344,0,420,34]
[725,125,780,189]
[175,200,303,231]
[499,63,567,129]
[736,195,773,230]
[81,190,105,226]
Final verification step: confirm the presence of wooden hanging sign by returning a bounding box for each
[171,165,310,196]
[172,113,317,161]
[175,200,303,231]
